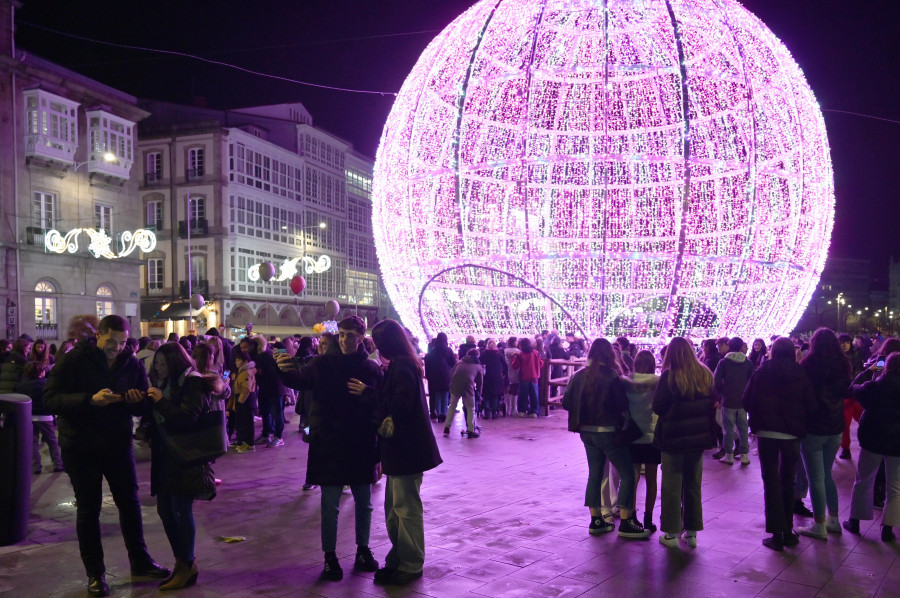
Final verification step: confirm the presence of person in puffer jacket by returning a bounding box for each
[511,337,543,417]
[445,348,483,437]
[742,337,815,552]
[653,337,716,548]
[713,337,755,465]
[842,351,900,543]
[624,350,660,533]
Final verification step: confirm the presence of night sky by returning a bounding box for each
[15,0,900,287]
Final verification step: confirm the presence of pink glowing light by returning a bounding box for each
[373,0,834,343]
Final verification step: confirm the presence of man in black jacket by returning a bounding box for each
[45,315,169,597]
[277,316,384,582]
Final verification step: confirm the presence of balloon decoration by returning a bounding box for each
[190,293,205,310]
[258,261,276,282]
[324,300,340,318]
[290,275,306,295]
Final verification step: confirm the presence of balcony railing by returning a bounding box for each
[145,172,162,185]
[26,227,46,246]
[178,218,208,237]
[186,168,203,182]
[35,322,58,340]
[179,279,208,297]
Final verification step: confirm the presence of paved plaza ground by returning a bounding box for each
[2,407,898,597]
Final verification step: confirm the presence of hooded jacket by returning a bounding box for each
[479,348,508,398]
[713,352,755,409]
[424,345,456,393]
[511,349,543,382]
[449,355,483,400]
[625,372,660,444]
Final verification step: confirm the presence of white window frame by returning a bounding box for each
[95,203,113,234]
[145,200,163,231]
[23,89,79,161]
[147,258,164,290]
[145,151,162,182]
[187,147,204,179]
[96,285,114,318]
[34,281,57,325]
[87,109,135,167]
[33,191,56,229]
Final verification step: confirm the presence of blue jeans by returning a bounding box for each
[430,390,449,417]
[320,484,372,552]
[579,431,636,510]
[722,408,749,455]
[800,433,841,518]
[517,380,539,415]
[156,493,195,564]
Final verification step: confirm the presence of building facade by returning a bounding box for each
[136,101,391,339]
[0,3,149,341]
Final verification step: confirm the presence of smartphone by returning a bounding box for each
[274,348,287,355]
[876,359,886,368]
[222,370,231,380]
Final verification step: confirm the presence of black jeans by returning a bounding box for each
[61,445,153,577]
[259,393,284,438]
[758,436,800,534]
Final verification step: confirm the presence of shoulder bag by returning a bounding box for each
[155,407,228,465]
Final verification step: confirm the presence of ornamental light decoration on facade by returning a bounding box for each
[247,254,332,283]
[44,228,157,259]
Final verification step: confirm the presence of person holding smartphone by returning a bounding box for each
[45,315,170,597]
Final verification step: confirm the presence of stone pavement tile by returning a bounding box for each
[728,548,797,586]
[754,579,820,598]
[814,564,885,598]
[529,576,596,598]
[558,555,619,584]
[839,547,897,577]
[468,576,541,598]
[422,558,469,582]
[490,545,552,567]
[457,559,521,583]
[417,574,487,597]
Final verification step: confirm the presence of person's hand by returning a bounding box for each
[347,378,366,396]
[714,401,721,409]
[276,353,296,371]
[123,389,144,404]
[147,387,163,403]
[91,389,123,406]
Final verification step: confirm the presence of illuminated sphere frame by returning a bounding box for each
[372,0,834,344]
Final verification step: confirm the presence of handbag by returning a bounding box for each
[155,408,228,465]
[613,411,643,447]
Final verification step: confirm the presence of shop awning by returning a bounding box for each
[141,301,196,321]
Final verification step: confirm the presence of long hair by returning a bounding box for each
[801,328,851,380]
[662,337,713,398]
[877,337,900,357]
[633,350,656,375]
[433,332,449,349]
[748,338,767,366]
[150,342,196,387]
[29,339,51,368]
[371,319,423,375]
[584,338,622,385]
[192,342,215,374]
[205,336,225,372]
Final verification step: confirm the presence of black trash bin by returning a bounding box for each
[0,393,32,545]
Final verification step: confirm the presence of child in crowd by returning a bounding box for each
[15,361,64,474]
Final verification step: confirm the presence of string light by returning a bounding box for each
[373,0,834,343]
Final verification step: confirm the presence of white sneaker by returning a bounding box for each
[740,454,750,466]
[825,516,842,534]
[721,453,734,465]
[798,524,827,540]
[659,533,679,548]
[681,531,697,548]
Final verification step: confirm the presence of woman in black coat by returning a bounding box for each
[423,332,456,422]
[653,337,716,548]
[479,339,507,419]
[147,342,221,590]
[843,351,900,542]
[742,337,815,551]
[358,319,442,586]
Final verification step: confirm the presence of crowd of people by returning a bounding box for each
[3,319,898,596]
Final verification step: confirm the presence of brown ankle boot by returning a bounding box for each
[159,560,198,591]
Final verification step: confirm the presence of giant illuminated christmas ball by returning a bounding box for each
[373,0,834,344]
